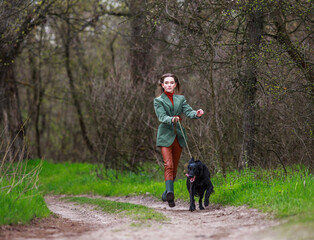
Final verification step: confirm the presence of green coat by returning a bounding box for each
[154,93,200,147]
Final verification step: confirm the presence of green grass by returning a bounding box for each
[62,196,167,222]
[209,166,313,219]
[0,161,50,225]
[2,159,313,226]
[32,159,313,219]
[29,160,165,197]
[0,187,50,225]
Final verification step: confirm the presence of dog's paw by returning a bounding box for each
[189,205,196,212]
[204,199,209,207]
[200,205,205,210]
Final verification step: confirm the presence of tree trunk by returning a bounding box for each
[64,19,94,154]
[238,8,263,170]
[0,64,26,161]
[29,46,44,159]
[0,1,53,161]
[273,11,314,90]
[129,0,152,85]
[128,0,155,166]
[208,54,226,175]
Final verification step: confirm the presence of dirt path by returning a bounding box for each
[2,194,307,240]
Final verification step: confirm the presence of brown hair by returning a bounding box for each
[156,73,181,97]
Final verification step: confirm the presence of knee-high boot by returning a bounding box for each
[163,180,175,207]
[162,180,174,201]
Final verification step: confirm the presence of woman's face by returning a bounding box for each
[162,77,177,93]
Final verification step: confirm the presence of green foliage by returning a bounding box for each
[30,159,313,219]
[209,166,313,219]
[31,159,163,196]
[3,160,311,226]
[0,186,50,225]
[0,160,50,225]
[63,196,167,222]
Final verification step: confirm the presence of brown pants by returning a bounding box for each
[161,137,182,181]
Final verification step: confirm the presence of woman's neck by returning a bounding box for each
[164,91,174,96]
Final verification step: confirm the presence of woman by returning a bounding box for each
[154,73,204,207]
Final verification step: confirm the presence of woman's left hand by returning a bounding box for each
[196,109,204,117]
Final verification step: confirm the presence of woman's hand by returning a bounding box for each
[172,116,180,123]
[196,109,204,117]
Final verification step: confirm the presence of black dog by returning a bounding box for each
[186,158,214,211]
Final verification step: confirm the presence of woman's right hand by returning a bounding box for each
[172,116,180,123]
[196,109,204,117]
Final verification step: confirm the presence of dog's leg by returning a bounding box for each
[204,181,214,207]
[199,192,205,210]
[189,183,196,211]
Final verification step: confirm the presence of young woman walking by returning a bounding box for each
[154,73,204,207]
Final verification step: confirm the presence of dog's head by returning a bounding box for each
[185,157,205,183]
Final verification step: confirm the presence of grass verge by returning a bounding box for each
[0,161,50,225]
[209,166,313,219]
[62,196,167,222]
[2,159,313,225]
[0,188,50,225]
[29,159,313,219]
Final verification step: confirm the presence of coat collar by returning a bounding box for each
[161,93,179,114]
[161,93,172,108]
[173,94,179,114]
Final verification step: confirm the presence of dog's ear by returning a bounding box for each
[189,157,195,164]
[203,164,207,174]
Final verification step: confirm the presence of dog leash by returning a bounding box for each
[177,120,193,159]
